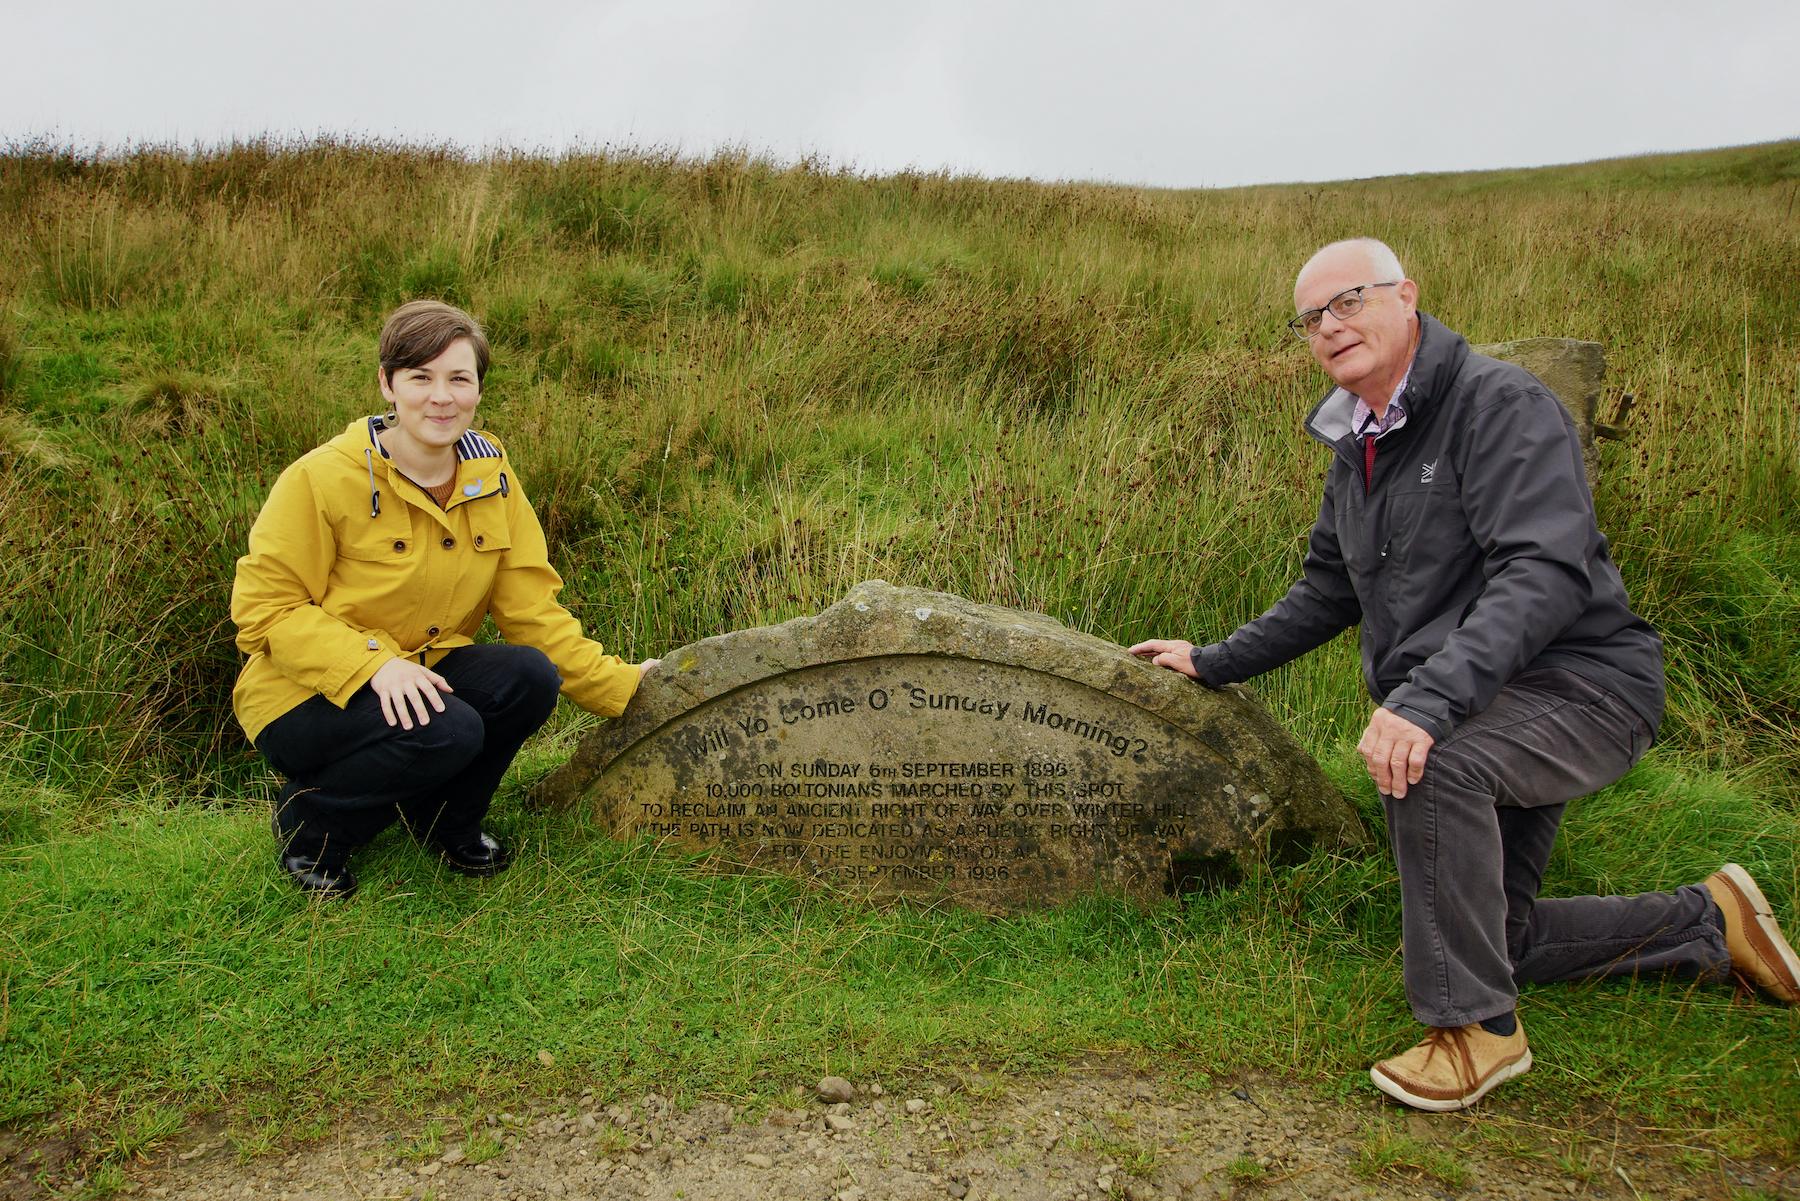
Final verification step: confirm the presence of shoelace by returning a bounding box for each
[1417,1026,1481,1090]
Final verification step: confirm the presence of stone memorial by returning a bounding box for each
[534,581,1364,912]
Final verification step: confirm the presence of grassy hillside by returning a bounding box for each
[1,139,1796,798]
[0,140,1795,1182]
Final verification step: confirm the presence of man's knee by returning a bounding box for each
[1415,735,1499,808]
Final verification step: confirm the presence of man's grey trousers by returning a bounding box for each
[1383,667,1730,1028]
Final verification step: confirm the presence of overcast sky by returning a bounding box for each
[6,1,1796,188]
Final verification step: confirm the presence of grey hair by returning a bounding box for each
[1298,238,1406,287]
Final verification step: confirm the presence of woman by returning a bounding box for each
[231,300,655,898]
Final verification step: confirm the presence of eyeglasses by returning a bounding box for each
[1287,282,1399,339]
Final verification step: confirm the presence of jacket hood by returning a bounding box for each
[1304,312,1470,446]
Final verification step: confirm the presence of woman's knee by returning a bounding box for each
[514,646,562,709]
[268,699,484,809]
[389,698,488,767]
[430,645,562,738]
[490,645,561,725]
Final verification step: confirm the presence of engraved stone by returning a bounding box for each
[1477,337,1606,487]
[534,581,1364,912]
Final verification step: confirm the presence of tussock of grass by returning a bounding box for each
[0,138,1795,1174]
[1353,1126,1470,1187]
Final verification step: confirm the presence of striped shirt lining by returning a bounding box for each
[365,417,501,462]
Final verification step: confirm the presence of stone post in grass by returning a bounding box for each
[1476,337,1607,489]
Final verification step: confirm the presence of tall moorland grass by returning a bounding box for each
[0,139,1793,799]
[0,140,1795,1179]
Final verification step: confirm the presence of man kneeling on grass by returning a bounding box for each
[1130,237,1799,1113]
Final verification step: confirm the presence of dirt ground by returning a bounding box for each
[8,1065,1796,1201]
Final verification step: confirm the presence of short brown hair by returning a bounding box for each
[378,300,491,385]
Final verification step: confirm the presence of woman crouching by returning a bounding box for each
[231,300,656,898]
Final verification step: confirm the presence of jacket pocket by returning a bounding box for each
[466,509,513,556]
[1386,480,1469,570]
[337,516,418,563]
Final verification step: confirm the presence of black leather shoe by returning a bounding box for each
[280,851,358,899]
[434,832,511,877]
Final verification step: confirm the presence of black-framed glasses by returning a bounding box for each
[1287,282,1399,339]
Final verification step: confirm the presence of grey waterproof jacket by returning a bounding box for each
[1190,312,1664,743]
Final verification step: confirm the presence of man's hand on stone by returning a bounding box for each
[1358,706,1434,799]
[1127,638,1199,680]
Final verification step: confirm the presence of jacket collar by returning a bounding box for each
[326,417,509,520]
[323,416,503,461]
[1304,311,1469,448]
[356,415,501,464]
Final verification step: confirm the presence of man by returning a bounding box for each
[1130,238,1799,1112]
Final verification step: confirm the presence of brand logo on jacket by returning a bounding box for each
[1420,461,1437,485]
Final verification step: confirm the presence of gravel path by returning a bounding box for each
[16,1066,1797,1200]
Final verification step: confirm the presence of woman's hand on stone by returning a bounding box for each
[370,658,453,729]
[638,658,661,677]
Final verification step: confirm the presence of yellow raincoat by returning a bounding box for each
[231,417,639,743]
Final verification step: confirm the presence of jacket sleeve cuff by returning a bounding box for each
[564,658,641,717]
[319,642,394,708]
[1384,699,1449,744]
[1189,642,1235,688]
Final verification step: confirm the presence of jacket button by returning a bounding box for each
[441,536,455,549]
[427,625,440,637]
[393,539,406,552]
[474,535,484,548]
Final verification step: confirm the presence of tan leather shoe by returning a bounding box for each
[1370,1022,1531,1112]
[1703,864,1800,1004]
